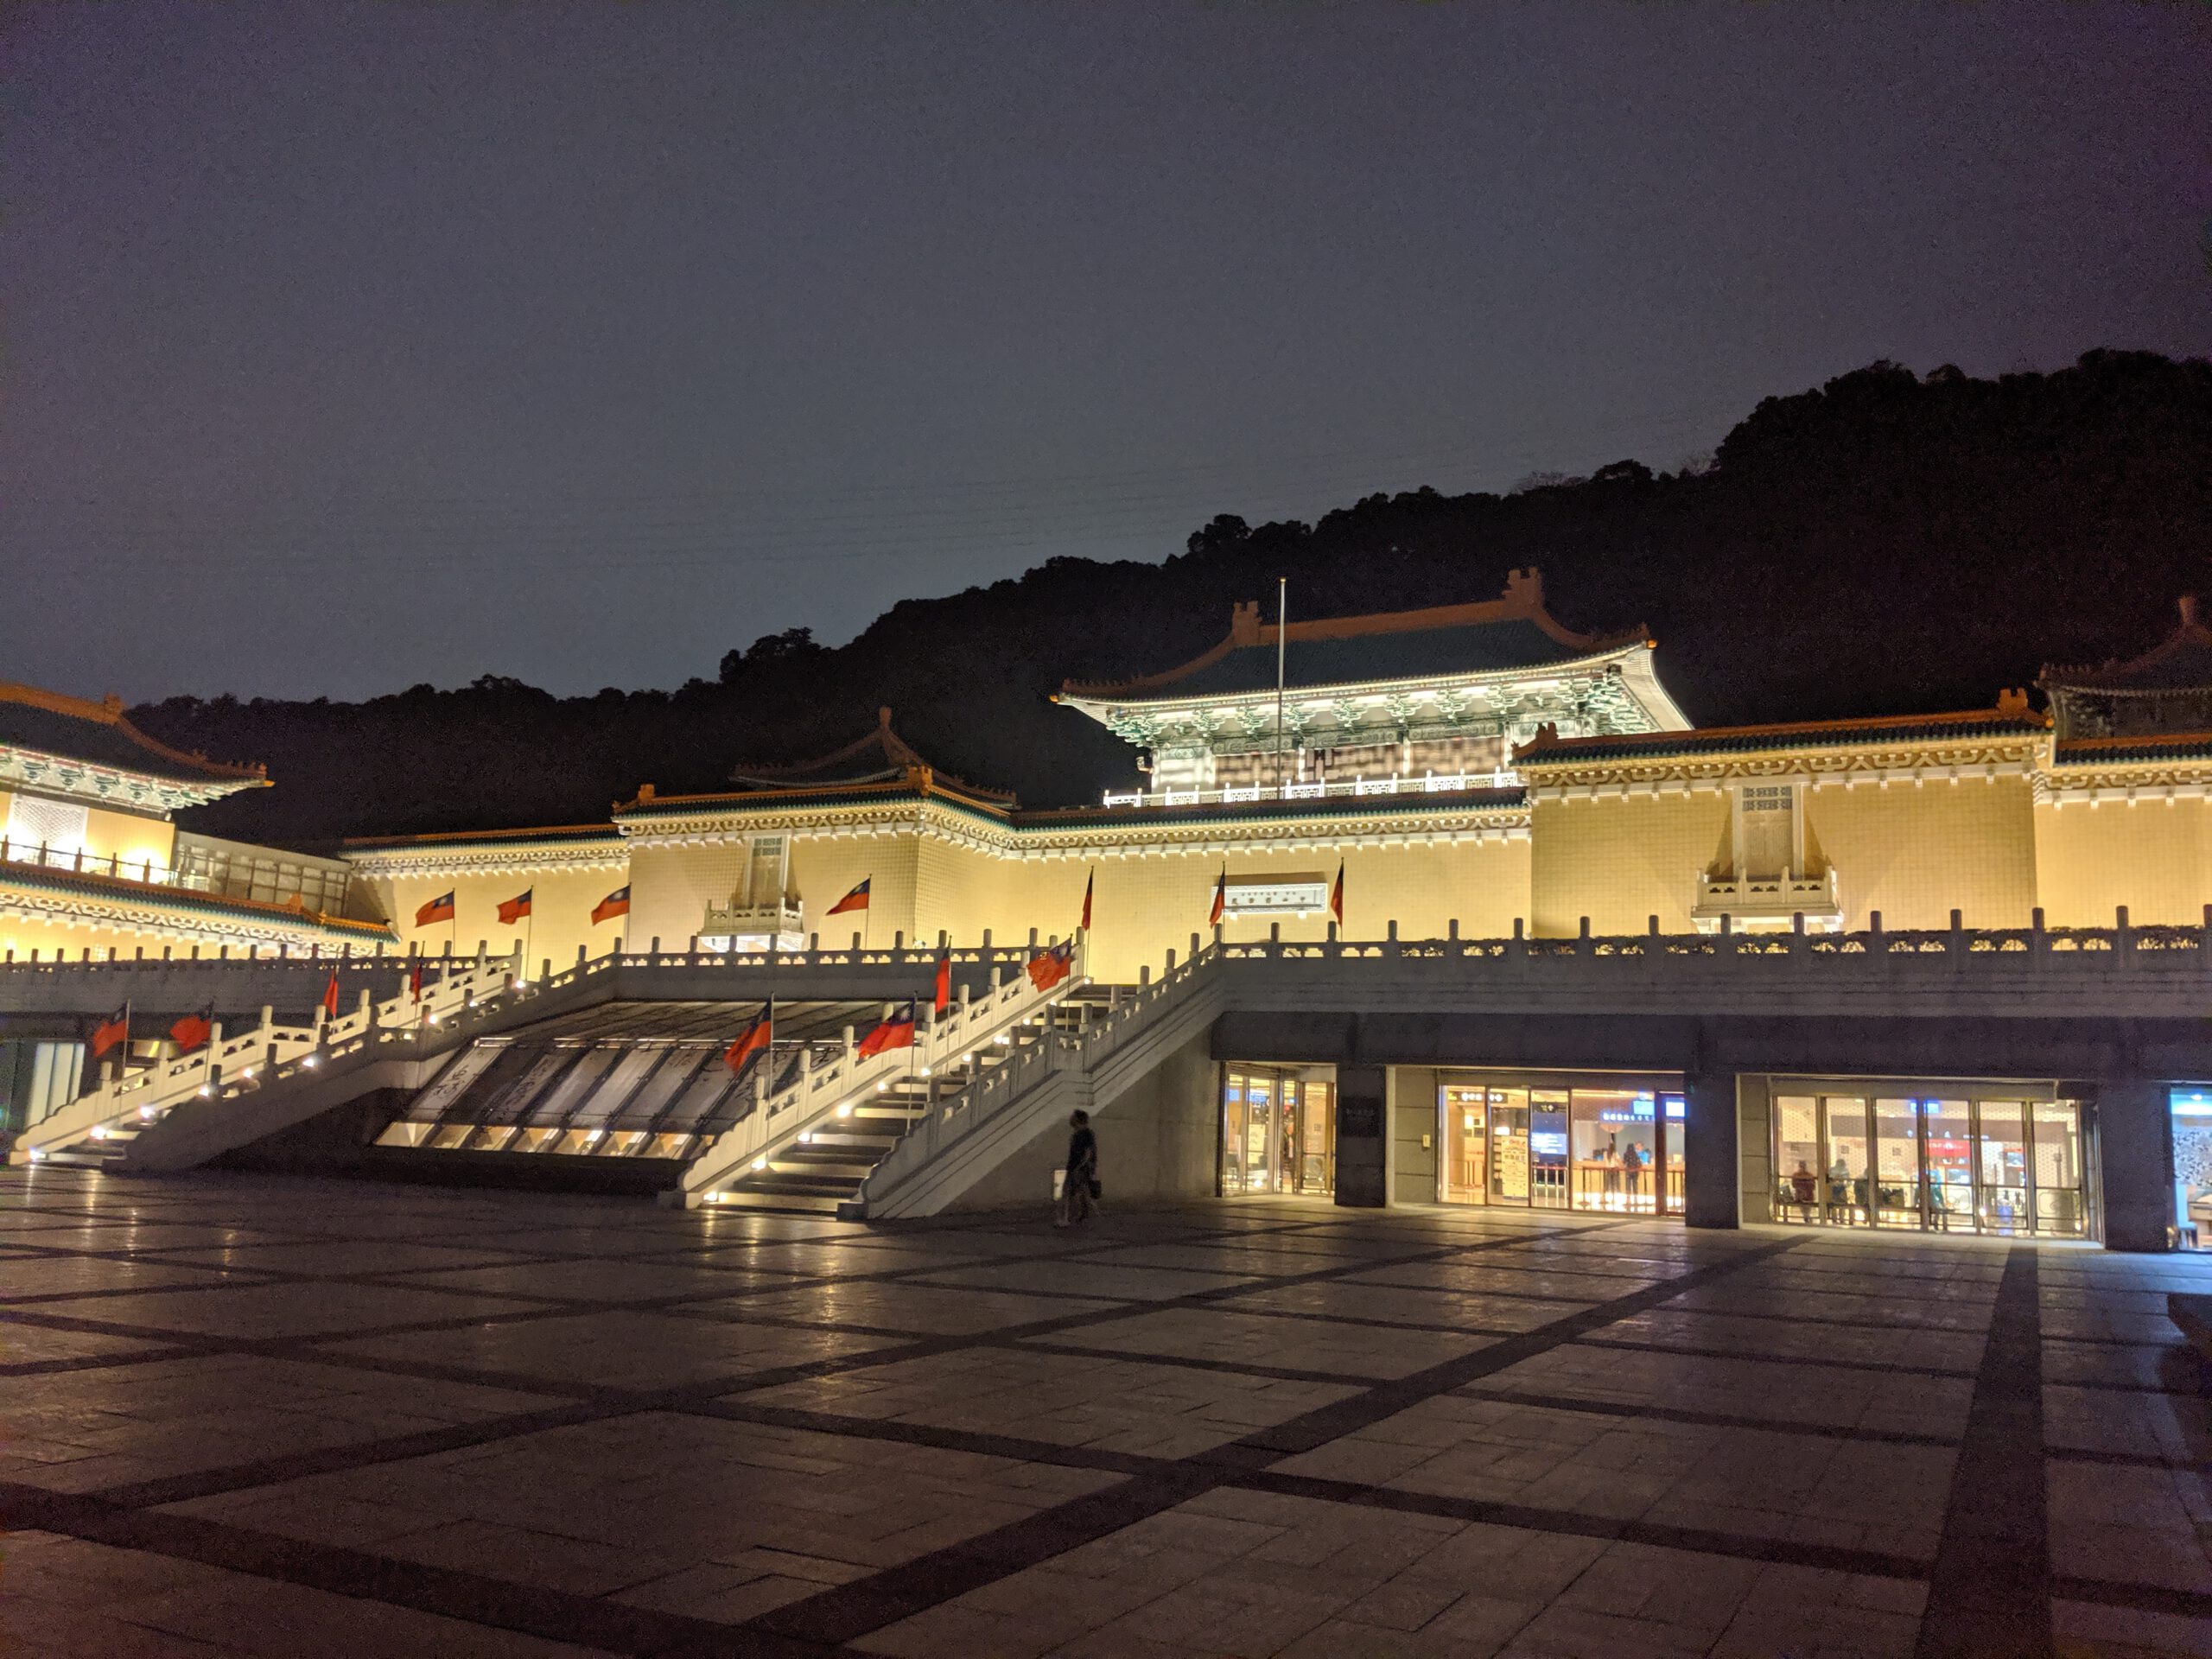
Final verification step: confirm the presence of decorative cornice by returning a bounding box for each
[1524,736,2044,798]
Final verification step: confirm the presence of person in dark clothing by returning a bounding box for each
[1057,1109,1099,1227]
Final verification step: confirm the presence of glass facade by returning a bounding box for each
[1439,1075,1684,1215]
[2173,1087,2212,1249]
[1220,1066,1336,1196]
[1772,1086,2086,1237]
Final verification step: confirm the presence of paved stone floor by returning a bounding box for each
[2,1169,2209,1657]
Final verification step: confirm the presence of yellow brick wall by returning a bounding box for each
[1805,775,2037,930]
[1,913,191,963]
[623,830,922,952]
[2033,795,2212,927]
[1532,792,1731,936]
[365,863,628,970]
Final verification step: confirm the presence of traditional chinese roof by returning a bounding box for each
[1058,569,1652,704]
[344,823,625,855]
[0,853,395,944]
[1513,693,2046,765]
[0,683,267,792]
[2050,731,2212,766]
[2038,598,2212,695]
[724,708,1016,804]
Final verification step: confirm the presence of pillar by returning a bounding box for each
[1334,1063,1388,1208]
[2097,1078,2177,1253]
[1683,1070,1739,1230]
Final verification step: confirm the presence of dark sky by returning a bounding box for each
[8,3,2209,703]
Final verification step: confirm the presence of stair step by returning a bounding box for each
[740,1173,861,1197]
[711,1191,845,1215]
[771,1156,874,1179]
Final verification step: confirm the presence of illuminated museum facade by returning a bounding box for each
[8,572,2212,1248]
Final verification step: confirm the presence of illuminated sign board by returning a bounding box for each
[1224,876,1329,916]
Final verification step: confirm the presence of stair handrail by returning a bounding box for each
[10,949,525,1163]
[858,939,1216,1207]
[681,937,1086,1198]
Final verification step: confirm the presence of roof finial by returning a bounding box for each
[2181,594,2200,626]
[879,705,894,728]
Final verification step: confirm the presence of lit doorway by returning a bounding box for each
[1221,1066,1337,1197]
[1439,1074,1685,1216]
[1771,1085,2088,1237]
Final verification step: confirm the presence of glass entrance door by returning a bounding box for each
[1220,1067,1335,1197]
[1489,1090,1531,1205]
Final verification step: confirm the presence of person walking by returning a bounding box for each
[1056,1109,1099,1227]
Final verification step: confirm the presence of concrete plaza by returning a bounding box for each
[1,1171,2208,1657]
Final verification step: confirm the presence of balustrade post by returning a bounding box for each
[1189,931,1201,963]
[1510,918,1526,961]
[1948,909,1965,956]
[689,934,700,960]
[1577,916,1591,957]
[2031,907,2047,963]
[893,930,905,951]
[1139,964,1150,986]
[2114,904,2133,963]
[1269,921,1280,944]
[649,936,661,962]
[1165,948,1177,976]
[851,931,862,951]
[843,1026,856,1064]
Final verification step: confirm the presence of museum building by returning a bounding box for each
[6,571,2212,1249]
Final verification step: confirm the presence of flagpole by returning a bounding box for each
[1274,575,1287,798]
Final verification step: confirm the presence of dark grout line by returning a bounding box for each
[1915,1245,2050,1659]
[0,1478,830,1658]
[1458,1384,1966,1448]
[1570,1333,1982,1379]
[2050,1573,2212,1624]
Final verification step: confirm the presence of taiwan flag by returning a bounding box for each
[408,957,426,1003]
[827,878,871,916]
[1079,869,1093,932]
[932,946,951,1017]
[591,886,631,925]
[1330,861,1344,926]
[90,1004,130,1061]
[496,888,533,925]
[1027,940,1073,993]
[857,1001,916,1058]
[1208,867,1227,928]
[721,1007,772,1075]
[168,1005,214,1054]
[321,969,341,1020]
[415,891,456,927]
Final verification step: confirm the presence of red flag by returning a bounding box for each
[90,1004,130,1061]
[1079,869,1093,932]
[168,1006,213,1053]
[415,890,455,927]
[1330,860,1344,926]
[857,1001,916,1058]
[1208,867,1227,928]
[408,957,426,1002]
[321,969,340,1019]
[1027,941,1073,992]
[496,888,533,925]
[591,885,631,925]
[721,1007,772,1075]
[932,947,951,1017]
[827,877,871,916]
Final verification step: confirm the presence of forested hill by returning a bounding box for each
[137,350,2212,849]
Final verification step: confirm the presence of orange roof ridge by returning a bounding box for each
[725,707,1016,804]
[0,681,267,783]
[1514,696,2045,761]
[343,823,622,849]
[1057,568,1649,699]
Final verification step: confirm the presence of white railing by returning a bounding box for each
[860,904,2212,1212]
[1098,770,1522,810]
[1693,869,1844,930]
[10,950,530,1164]
[681,937,1085,1202]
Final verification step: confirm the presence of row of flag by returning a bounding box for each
[715,932,1078,1081]
[89,956,448,1065]
[418,861,1340,940]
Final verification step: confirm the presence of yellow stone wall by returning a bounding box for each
[2033,795,2212,928]
[1805,776,2037,930]
[0,789,176,877]
[1531,791,1731,936]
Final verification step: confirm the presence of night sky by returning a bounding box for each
[8,3,2208,703]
